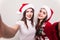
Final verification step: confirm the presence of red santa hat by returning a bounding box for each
[40,5,53,21]
[17,3,35,14]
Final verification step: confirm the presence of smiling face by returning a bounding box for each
[38,8,47,20]
[25,8,34,20]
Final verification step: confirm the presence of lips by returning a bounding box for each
[38,15,43,17]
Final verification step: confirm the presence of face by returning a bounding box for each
[38,8,47,20]
[26,8,33,20]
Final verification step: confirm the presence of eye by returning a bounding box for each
[40,10,42,12]
[43,12,46,15]
[31,11,33,13]
[26,11,29,13]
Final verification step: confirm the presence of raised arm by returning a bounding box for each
[0,15,19,38]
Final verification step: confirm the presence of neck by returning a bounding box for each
[39,20,43,25]
[40,20,43,23]
[26,19,30,21]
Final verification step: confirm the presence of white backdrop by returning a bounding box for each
[0,0,60,40]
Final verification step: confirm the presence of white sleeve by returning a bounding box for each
[16,21,22,26]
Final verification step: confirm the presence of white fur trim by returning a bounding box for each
[17,11,21,14]
[22,4,35,13]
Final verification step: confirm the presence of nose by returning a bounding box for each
[39,12,42,15]
[28,12,31,15]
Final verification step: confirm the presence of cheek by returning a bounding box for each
[26,13,29,16]
[25,13,33,19]
[31,13,33,16]
[43,15,46,18]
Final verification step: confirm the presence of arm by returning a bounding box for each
[0,15,19,38]
[0,15,3,37]
[58,22,60,38]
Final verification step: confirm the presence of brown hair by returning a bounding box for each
[35,10,47,30]
[36,8,48,30]
[35,15,47,36]
[21,8,34,28]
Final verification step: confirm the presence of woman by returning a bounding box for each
[0,3,36,40]
[35,5,53,40]
[52,21,60,40]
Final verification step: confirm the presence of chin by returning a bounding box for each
[27,18,31,20]
[38,17,42,19]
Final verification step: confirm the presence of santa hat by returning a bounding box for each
[17,3,35,14]
[40,5,53,21]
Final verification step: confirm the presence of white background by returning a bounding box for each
[0,0,60,40]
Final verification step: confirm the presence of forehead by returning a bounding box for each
[40,8,46,11]
[26,8,33,11]
[40,8,47,13]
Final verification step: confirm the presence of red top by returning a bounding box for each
[51,22,59,40]
[43,22,53,40]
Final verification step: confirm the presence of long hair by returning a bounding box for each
[36,8,47,30]
[35,15,47,37]
[21,8,34,28]
[36,16,47,30]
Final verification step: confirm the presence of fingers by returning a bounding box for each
[0,14,1,26]
[0,14,2,23]
[0,14,2,37]
[0,14,2,28]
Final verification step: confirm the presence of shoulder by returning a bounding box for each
[16,20,24,25]
[52,22,58,30]
[52,22,58,26]
[45,21,52,26]
[44,21,52,30]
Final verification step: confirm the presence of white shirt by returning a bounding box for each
[16,20,36,40]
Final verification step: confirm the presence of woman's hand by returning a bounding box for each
[0,14,3,37]
[0,14,19,38]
